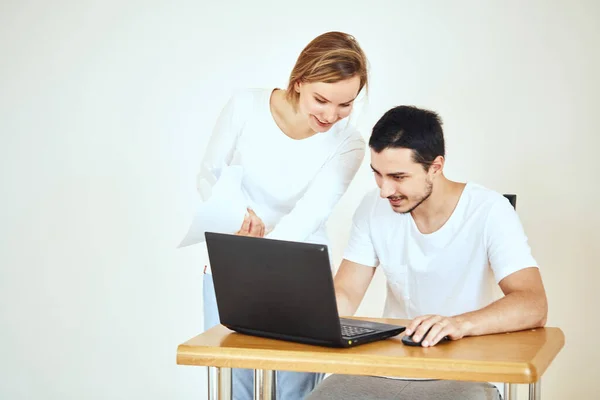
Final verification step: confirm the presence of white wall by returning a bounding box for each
[1,1,598,399]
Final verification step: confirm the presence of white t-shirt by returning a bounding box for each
[188,88,365,271]
[344,182,538,319]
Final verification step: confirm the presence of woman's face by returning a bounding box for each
[295,75,361,133]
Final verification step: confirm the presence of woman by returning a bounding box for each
[198,31,369,400]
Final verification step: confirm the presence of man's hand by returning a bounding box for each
[404,315,470,347]
[236,208,265,237]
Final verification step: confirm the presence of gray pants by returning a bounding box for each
[306,375,501,400]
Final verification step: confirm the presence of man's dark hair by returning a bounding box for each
[369,106,445,171]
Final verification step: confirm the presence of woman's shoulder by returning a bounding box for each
[332,121,366,151]
[217,88,272,124]
[227,88,272,107]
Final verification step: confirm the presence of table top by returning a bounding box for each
[177,318,565,383]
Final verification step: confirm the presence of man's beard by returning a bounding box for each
[392,180,433,214]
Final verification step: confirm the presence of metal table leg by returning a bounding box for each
[208,366,232,400]
[504,383,517,399]
[529,379,541,400]
[254,369,276,400]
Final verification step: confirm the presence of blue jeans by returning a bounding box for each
[203,273,324,400]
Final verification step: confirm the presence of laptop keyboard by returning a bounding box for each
[341,325,376,338]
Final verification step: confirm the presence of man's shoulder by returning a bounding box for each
[458,182,519,229]
[464,182,512,211]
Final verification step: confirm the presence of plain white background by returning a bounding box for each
[1,1,598,399]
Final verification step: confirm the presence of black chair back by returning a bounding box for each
[503,194,517,210]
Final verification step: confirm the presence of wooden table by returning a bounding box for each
[177,318,564,400]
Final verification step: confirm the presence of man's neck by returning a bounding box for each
[410,177,466,235]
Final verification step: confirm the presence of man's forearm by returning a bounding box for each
[455,290,548,337]
[335,287,359,317]
[332,260,376,318]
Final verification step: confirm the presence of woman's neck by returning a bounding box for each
[269,89,317,140]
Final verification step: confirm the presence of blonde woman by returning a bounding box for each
[198,31,368,400]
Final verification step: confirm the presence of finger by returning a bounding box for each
[431,327,452,346]
[244,208,263,237]
[422,321,445,347]
[239,213,251,233]
[247,208,265,225]
[259,223,265,238]
[248,216,262,236]
[405,315,427,336]
[413,315,441,342]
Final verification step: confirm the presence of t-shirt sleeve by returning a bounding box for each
[196,90,252,201]
[484,197,539,283]
[342,191,379,267]
[265,133,365,242]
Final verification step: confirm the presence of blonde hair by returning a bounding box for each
[286,31,368,107]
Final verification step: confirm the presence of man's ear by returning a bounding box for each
[430,155,445,177]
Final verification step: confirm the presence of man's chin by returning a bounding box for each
[390,204,411,214]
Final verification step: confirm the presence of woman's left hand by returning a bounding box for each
[236,208,265,237]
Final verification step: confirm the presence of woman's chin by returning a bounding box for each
[310,116,335,133]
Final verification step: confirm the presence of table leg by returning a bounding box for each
[504,383,517,399]
[254,369,276,400]
[207,366,232,400]
[528,379,541,400]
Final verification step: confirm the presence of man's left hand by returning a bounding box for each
[404,315,469,347]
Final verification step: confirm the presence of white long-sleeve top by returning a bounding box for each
[195,88,365,270]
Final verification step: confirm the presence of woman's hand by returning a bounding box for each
[236,208,265,237]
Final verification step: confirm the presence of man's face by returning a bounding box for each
[370,147,434,214]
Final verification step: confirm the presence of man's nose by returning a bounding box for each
[379,179,394,198]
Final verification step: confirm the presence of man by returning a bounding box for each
[307,106,548,399]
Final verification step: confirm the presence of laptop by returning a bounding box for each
[204,232,405,348]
